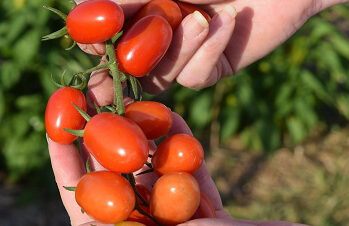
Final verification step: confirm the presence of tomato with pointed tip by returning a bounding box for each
[176,1,211,22]
[84,112,149,173]
[127,205,156,226]
[75,171,135,224]
[45,87,87,144]
[133,0,182,30]
[150,172,200,224]
[116,15,172,77]
[67,0,124,44]
[152,134,204,175]
[192,192,216,219]
[125,101,172,140]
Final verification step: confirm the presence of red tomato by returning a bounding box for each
[125,101,172,140]
[75,171,135,223]
[132,0,182,30]
[150,172,200,224]
[67,0,124,44]
[116,15,172,77]
[45,87,87,144]
[192,192,216,219]
[176,1,211,22]
[127,206,156,226]
[135,184,151,205]
[152,134,204,175]
[84,112,149,173]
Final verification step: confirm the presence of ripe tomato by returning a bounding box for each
[127,205,156,226]
[150,172,200,224]
[45,87,87,144]
[135,184,151,205]
[176,1,211,22]
[116,15,172,77]
[192,192,216,219]
[75,171,135,224]
[152,134,204,175]
[67,0,124,44]
[84,112,149,173]
[132,0,182,30]
[125,101,172,140]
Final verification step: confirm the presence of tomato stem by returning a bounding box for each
[105,39,125,115]
[135,204,161,226]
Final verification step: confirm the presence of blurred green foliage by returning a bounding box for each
[0,0,348,184]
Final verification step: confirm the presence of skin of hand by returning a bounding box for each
[75,0,348,93]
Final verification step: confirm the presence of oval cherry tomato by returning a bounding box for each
[75,171,135,223]
[192,192,216,219]
[176,1,211,22]
[152,134,204,175]
[45,87,87,144]
[125,101,172,140]
[67,0,124,44]
[150,172,200,224]
[116,15,172,77]
[84,112,149,173]
[132,0,182,30]
[127,205,156,226]
[135,184,151,205]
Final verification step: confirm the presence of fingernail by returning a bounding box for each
[193,10,209,28]
[223,5,237,18]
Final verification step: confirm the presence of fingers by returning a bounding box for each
[176,6,236,89]
[140,11,210,94]
[178,218,255,226]
[47,136,92,226]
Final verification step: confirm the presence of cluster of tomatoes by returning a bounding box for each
[44,0,216,225]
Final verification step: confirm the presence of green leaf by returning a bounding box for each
[220,108,240,141]
[63,186,76,191]
[287,117,306,143]
[189,91,212,128]
[13,29,41,65]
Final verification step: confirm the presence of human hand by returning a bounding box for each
[47,104,306,226]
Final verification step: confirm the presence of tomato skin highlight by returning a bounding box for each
[152,134,204,175]
[45,87,87,144]
[116,15,173,77]
[125,101,172,140]
[67,0,124,44]
[192,192,217,219]
[176,1,211,22]
[84,112,149,173]
[133,0,182,30]
[75,171,135,224]
[150,172,200,224]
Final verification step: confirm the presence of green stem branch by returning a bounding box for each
[105,39,125,115]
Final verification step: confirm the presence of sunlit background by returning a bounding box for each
[0,0,348,225]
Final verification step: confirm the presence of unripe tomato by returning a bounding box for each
[176,1,211,22]
[125,101,172,140]
[133,0,182,30]
[152,134,204,175]
[192,192,216,219]
[135,184,151,205]
[150,172,200,224]
[127,205,156,226]
[84,112,149,173]
[75,171,135,224]
[116,15,172,77]
[45,87,87,144]
[67,0,124,44]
